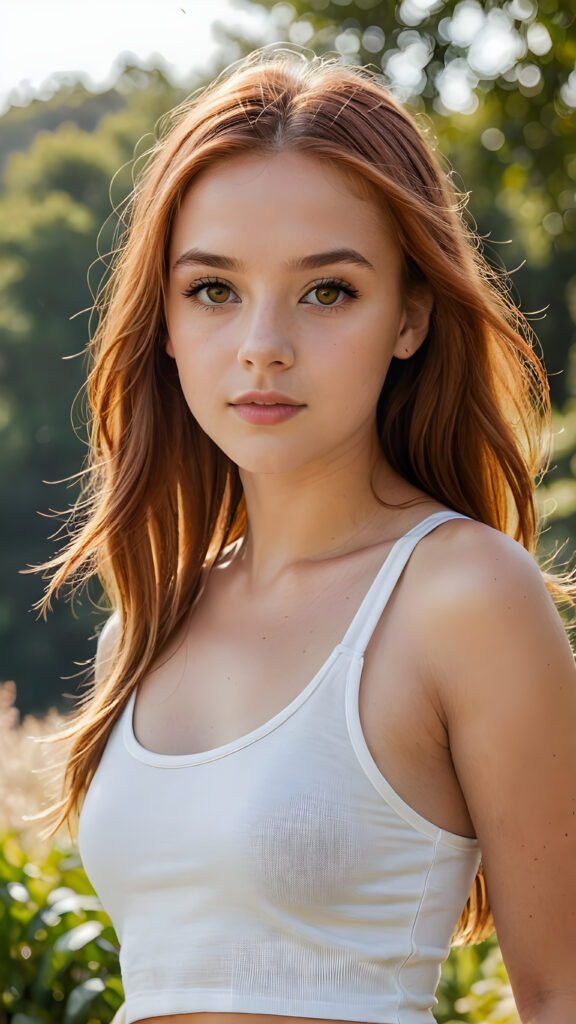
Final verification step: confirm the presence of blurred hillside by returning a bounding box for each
[1,0,575,715]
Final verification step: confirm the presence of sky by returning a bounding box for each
[0,0,270,114]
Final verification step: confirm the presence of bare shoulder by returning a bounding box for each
[418,513,544,579]
[408,515,574,698]
[94,612,122,685]
[412,515,554,627]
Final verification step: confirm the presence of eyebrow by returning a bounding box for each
[171,247,375,273]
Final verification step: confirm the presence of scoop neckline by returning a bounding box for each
[123,643,345,768]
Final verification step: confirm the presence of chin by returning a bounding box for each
[225,445,317,478]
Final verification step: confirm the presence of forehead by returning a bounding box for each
[169,151,400,263]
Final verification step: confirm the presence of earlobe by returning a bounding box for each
[393,285,434,361]
[165,336,175,359]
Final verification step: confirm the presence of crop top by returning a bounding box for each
[78,510,482,1024]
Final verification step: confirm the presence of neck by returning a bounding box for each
[237,441,419,585]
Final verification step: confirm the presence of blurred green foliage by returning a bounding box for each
[0,4,575,715]
[0,67,188,714]
[0,834,122,1023]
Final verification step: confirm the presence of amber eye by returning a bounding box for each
[314,286,341,305]
[205,284,231,304]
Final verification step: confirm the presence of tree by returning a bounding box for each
[0,68,187,714]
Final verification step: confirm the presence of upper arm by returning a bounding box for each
[422,524,576,1014]
[94,612,122,685]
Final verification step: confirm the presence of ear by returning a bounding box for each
[393,284,434,361]
[165,335,175,359]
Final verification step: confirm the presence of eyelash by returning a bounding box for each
[181,276,360,311]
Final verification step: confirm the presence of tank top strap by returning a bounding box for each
[341,510,471,657]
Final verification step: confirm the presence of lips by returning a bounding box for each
[230,392,305,425]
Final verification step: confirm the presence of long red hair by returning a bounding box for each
[38,48,566,944]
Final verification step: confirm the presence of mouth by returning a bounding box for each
[230,397,305,424]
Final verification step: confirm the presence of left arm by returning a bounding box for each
[422,526,576,1023]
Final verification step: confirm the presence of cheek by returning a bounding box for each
[168,341,230,432]
[167,320,215,380]
[165,299,204,365]
[335,325,397,393]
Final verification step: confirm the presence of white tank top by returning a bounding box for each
[78,510,481,1024]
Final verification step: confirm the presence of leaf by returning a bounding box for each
[11,1015,46,1024]
[46,886,77,906]
[104,974,124,997]
[7,881,30,903]
[54,919,103,952]
[39,907,61,927]
[95,934,121,955]
[49,893,102,915]
[64,977,106,1024]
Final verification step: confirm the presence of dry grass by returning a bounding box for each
[0,680,70,854]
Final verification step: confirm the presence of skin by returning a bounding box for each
[109,152,576,1024]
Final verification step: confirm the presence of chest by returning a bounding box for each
[132,553,475,839]
[135,551,415,752]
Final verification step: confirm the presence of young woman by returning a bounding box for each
[40,47,576,1024]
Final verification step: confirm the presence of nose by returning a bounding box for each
[237,304,295,371]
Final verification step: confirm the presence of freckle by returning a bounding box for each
[533,857,539,861]
[261,636,267,640]
[302,649,307,654]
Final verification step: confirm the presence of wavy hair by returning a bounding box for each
[38,47,565,944]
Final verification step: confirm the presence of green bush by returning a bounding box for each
[0,833,122,1024]
[438,937,520,1023]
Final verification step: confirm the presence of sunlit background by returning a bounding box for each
[3,0,575,114]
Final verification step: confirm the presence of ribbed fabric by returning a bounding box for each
[78,511,481,1024]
